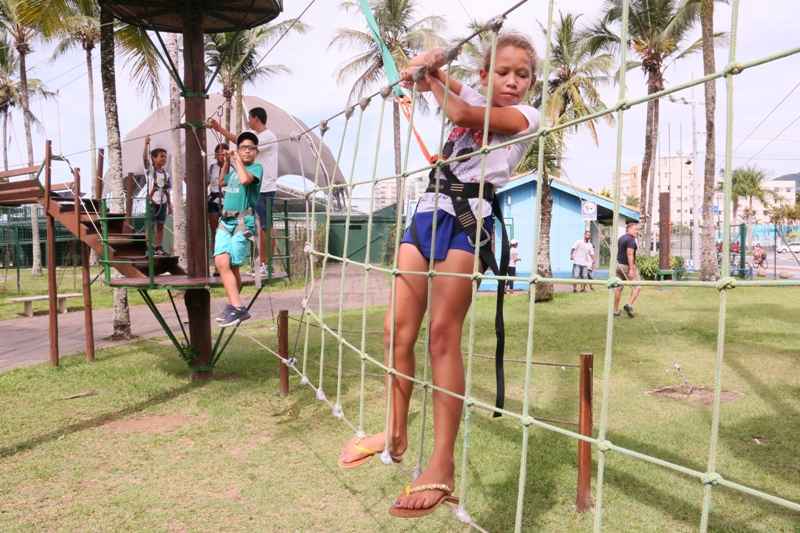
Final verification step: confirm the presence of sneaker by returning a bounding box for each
[218,306,243,328]
[613,310,622,317]
[236,306,251,324]
[623,304,635,318]
[215,304,237,323]
[259,263,269,276]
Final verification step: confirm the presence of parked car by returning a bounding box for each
[777,241,800,253]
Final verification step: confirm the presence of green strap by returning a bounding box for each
[357,0,404,97]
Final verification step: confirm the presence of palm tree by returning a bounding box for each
[698,0,722,280]
[518,12,614,302]
[206,20,308,132]
[727,166,778,227]
[586,0,716,254]
[98,4,130,339]
[18,0,101,181]
[0,38,52,172]
[1,0,42,274]
[330,0,445,176]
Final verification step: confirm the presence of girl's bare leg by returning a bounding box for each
[395,249,474,510]
[339,243,428,463]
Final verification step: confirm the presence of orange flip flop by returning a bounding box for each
[338,437,403,469]
[388,483,459,518]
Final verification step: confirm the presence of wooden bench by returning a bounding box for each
[656,269,675,281]
[8,293,82,317]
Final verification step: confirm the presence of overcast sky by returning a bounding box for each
[10,0,800,202]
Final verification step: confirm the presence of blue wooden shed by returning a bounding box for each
[487,173,640,290]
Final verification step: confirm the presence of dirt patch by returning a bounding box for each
[103,414,199,434]
[646,385,743,405]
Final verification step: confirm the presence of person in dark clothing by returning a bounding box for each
[614,221,641,318]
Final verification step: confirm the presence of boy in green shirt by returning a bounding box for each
[214,132,263,327]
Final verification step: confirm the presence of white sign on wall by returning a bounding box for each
[581,200,597,221]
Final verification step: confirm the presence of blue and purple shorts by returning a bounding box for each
[401,209,493,261]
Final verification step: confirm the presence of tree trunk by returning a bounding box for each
[644,102,659,255]
[2,110,7,172]
[224,84,232,133]
[535,175,554,302]
[85,44,98,184]
[18,47,41,276]
[168,34,186,266]
[392,99,402,208]
[700,1,719,280]
[101,6,131,339]
[235,83,244,132]
[640,90,660,256]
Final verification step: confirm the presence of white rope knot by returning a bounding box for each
[380,85,393,99]
[299,375,310,386]
[597,439,613,453]
[702,472,723,486]
[716,276,736,291]
[331,404,343,418]
[455,506,472,524]
[315,389,327,401]
[607,277,622,288]
[379,449,394,465]
[303,242,313,254]
[358,96,371,110]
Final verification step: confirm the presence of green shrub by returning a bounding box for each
[671,255,686,280]
[636,255,659,280]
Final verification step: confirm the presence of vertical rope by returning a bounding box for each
[513,2,554,530]
[334,102,368,418]
[414,61,452,479]
[456,26,501,522]
[593,0,631,530]
[301,127,329,383]
[700,0,740,529]
[318,118,351,398]
[381,84,419,464]
[357,93,389,436]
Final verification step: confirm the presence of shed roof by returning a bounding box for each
[498,172,641,222]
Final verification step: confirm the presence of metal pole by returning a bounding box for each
[576,352,593,512]
[278,309,289,396]
[45,140,59,366]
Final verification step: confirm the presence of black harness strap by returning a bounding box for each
[409,140,510,417]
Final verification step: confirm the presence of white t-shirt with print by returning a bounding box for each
[571,240,595,267]
[415,84,539,218]
[249,128,278,193]
[149,167,171,205]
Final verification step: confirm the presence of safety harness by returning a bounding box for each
[410,131,510,417]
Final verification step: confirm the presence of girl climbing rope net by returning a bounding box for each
[338,32,540,519]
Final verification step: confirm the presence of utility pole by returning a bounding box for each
[669,91,702,269]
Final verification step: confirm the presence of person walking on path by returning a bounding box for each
[614,221,641,318]
[570,230,594,292]
[507,239,521,294]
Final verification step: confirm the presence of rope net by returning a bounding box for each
[261,0,800,530]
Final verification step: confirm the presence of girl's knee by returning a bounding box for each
[428,320,460,360]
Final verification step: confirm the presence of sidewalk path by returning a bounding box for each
[0,264,390,373]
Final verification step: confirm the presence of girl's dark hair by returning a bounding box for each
[482,32,538,75]
[150,148,167,158]
[214,143,229,153]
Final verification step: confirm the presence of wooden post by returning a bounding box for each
[124,172,134,233]
[183,11,212,379]
[95,148,104,200]
[278,310,289,396]
[45,140,59,366]
[73,167,95,362]
[576,352,593,512]
[659,192,671,270]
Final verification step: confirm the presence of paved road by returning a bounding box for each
[0,264,390,373]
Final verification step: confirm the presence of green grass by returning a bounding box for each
[0,286,798,531]
[0,266,305,321]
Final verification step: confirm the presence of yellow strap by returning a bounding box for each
[403,483,453,496]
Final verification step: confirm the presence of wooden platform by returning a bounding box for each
[108,272,289,289]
